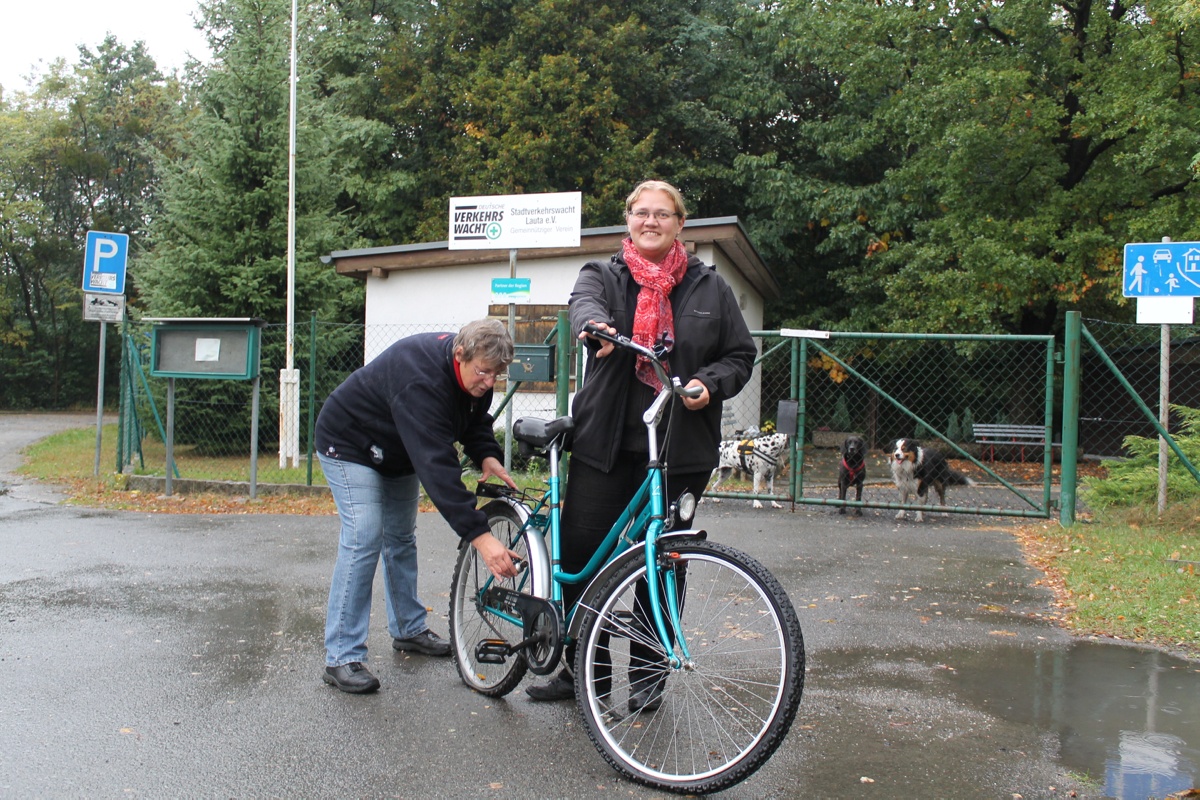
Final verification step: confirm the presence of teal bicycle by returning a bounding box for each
[449,325,805,794]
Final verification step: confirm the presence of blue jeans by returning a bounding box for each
[320,454,428,667]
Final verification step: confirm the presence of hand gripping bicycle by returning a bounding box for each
[449,324,805,794]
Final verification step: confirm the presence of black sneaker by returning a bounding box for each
[323,662,381,694]
[526,669,574,702]
[392,629,451,657]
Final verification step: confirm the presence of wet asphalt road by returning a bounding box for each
[0,414,1105,798]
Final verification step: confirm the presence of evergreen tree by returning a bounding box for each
[137,0,364,323]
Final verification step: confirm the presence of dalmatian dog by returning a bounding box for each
[709,430,789,509]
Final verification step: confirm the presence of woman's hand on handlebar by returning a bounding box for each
[471,532,522,579]
[680,378,710,410]
[579,320,617,358]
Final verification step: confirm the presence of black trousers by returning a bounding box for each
[559,452,709,683]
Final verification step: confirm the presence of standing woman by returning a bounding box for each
[316,319,521,694]
[526,180,756,703]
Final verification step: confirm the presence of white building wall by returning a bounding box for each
[358,235,771,437]
[364,254,586,361]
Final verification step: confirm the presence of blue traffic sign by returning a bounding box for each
[1123,241,1200,297]
[82,231,129,295]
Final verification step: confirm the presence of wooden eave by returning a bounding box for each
[322,217,781,298]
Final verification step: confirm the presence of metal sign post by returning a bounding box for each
[82,231,130,477]
[1124,237,1196,514]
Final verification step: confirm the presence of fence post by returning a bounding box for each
[116,320,128,474]
[1060,311,1082,527]
[794,336,807,501]
[306,310,317,486]
[556,310,571,417]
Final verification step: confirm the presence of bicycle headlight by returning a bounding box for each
[675,492,697,525]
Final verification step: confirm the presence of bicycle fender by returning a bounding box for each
[566,529,707,641]
[481,498,552,601]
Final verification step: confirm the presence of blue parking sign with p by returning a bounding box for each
[83,231,129,295]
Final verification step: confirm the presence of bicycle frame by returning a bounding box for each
[480,335,701,669]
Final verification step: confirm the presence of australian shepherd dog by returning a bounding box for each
[890,438,975,521]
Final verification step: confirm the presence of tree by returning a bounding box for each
[0,39,180,407]
[738,0,1200,334]
[136,0,362,322]
[372,0,819,240]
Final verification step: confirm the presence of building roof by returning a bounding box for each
[321,216,781,298]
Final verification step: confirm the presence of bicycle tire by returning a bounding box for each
[574,538,804,794]
[449,500,531,696]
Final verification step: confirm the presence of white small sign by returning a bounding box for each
[195,338,222,362]
[1136,296,1194,324]
[83,293,125,322]
[448,191,581,250]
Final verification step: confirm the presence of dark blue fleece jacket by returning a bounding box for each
[315,332,502,541]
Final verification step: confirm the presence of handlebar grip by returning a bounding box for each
[581,322,630,348]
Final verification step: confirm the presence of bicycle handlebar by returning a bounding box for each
[581,322,703,399]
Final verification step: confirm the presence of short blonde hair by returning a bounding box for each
[625,180,688,219]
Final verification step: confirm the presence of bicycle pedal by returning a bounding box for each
[475,639,511,664]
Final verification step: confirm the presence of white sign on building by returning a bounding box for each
[448,191,581,250]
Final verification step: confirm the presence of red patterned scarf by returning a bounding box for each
[623,237,688,391]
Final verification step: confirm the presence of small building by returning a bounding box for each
[322,217,779,432]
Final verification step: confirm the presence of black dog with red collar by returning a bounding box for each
[837,435,867,515]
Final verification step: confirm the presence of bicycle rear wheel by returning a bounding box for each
[449,500,531,696]
[574,539,804,794]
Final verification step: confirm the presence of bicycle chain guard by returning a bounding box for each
[478,587,564,676]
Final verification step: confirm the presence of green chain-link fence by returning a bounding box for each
[115,316,569,489]
[711,331,1058,517]
[114,315,1200,515]
[1079,318,1200,457]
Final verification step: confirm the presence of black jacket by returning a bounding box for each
[568,251,756,474]
[315,332,502,541]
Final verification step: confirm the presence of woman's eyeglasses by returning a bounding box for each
[627,209,679,221]
[473,365,502,380]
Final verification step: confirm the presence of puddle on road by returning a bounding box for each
[820,640,1199,798]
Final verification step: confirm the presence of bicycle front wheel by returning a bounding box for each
[574,539,804,794]
[449,500,531,696]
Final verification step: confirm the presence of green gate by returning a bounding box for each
[711,329,1060,519]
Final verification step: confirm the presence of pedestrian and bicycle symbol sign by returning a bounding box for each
[82,230,129,295]
[1123,241,1200,297]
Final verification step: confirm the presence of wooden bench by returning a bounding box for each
[972,424,1057,463]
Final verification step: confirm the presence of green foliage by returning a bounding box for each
[831,395,852,431]
[751,0,1200,334]
[136,0,363,324]
[373,0,812,238]
[960,407,975,443]
[946,411,961,443]
[1084,405,1200,508]
[1,38,181,408]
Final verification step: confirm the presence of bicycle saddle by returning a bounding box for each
[512,416,574,452]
